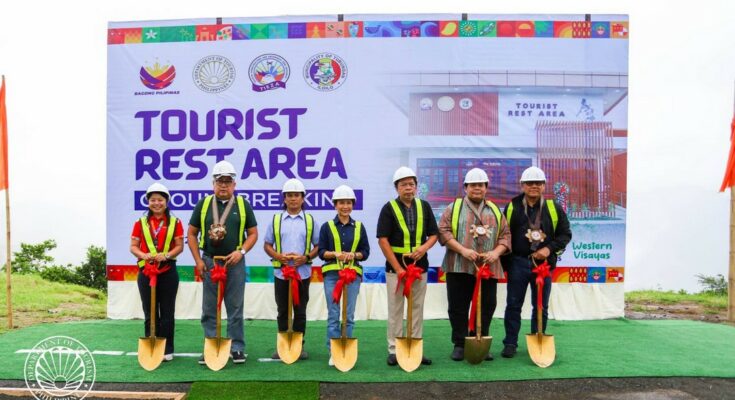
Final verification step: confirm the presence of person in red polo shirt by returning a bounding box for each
[129,183,184,362]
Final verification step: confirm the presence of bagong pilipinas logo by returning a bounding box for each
[24,336,96,400]
[193,55,236,93]
[303,53,347,92]
[139,61,176,90]
[248,54,290,92]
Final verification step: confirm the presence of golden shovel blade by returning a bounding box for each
[330,337,358,372]
[137,336,166,371]
[276,331,304,365]
[203,337,232,371]
[395,337,423,372]
[464,335,492,365]
[526,332,555,368]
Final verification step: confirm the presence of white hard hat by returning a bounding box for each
[282,178,306,193]
[520,166,547,182]
[146,182,170,199]
[464,168,489,184]
[392,166,417,184]
[332,185,356,201]
[212,160,237,179]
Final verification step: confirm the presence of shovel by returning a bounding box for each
[138,262,166,371]
[526,280,555,368]
[204,256,232,371]
[464,263,492,364]
[395,255,423,372]
[330,260,358,372]
[276,257,303,364]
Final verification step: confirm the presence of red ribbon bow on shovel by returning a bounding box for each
[281,265,302,306]
[396,263,423,298]
[142,261,170,288]
[210,262,228,309]
[332,265,357,304]
[532,259,551,310]
[468,263,494,331]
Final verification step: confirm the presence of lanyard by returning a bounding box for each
[522,196,543,230]
[212,197,236,226]
[148,217,165,248]
[523,196,545,250]
[465,198,485,226]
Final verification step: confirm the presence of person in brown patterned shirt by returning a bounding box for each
[438,168,511,362]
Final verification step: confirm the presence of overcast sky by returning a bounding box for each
[0,0,733,291]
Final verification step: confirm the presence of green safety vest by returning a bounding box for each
[450,198,502,242]
[322,220,363,275]
[198,195,247,248]
[505,199,558,233]
[271,212,315,267]
[388,199,424,254]
[138,216,178,267]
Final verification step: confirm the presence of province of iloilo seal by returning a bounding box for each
[303,53,347,92]
[24,336,96,400]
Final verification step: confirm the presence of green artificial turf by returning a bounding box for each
[0,319,733,383]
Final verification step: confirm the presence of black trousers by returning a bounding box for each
[446,272,497,348]
[274,276,310,336]
[137,264,179,355]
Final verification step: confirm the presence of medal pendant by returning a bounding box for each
[470,224,491,239]
[525,229,546,244]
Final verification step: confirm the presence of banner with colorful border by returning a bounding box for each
[107,13,628,319]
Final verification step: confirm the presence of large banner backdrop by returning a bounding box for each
[107,14,629,320]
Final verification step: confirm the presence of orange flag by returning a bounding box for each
[720,117,735,192]
[0,76,7,190]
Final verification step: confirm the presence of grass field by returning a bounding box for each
[0,274,106,333]
[625,290,727,314]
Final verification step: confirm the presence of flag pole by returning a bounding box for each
[4,177,9,329]
[1,75,10,330]
[730,81,735,323]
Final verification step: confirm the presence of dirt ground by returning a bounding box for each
[624,302,729,324]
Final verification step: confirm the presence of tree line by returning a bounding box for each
[9,239,106,292]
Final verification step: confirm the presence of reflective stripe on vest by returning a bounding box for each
[450,198,501,241]
[546,199,558,233]
[198,195,247,249]
[271,213,314,267]
[322,220,363,275]
[506,199,558,233]
[138,216,177,267]
[388,199,423,254]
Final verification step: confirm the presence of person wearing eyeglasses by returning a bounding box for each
[376,166,438,367]
[264,178,320,361]
[500,166,572,359]
[187,160,258,365]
